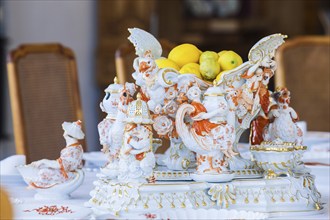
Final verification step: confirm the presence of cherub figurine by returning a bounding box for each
[118,93,156,183]
[263,87,303,145]
[29,120,85,188]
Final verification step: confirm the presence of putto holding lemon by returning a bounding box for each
[155,43,243,82]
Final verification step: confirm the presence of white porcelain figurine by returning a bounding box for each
[100,82,136,178]
[263,87,303,145]
[117,93,156,183]
[98,77,123,161]
[17,120,85,200]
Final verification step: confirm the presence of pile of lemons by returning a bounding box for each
[155,43,243,82]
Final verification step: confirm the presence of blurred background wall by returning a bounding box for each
[96,0,329,87]
[0,1,99,159]
[0,0,329,159]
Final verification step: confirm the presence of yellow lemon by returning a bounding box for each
[179,63,202,79]
[218,50,228,58]
[168,43,201,68]
[200,59,220,81]
[218,51,243,71]
[0,188,13,220]
[199,51,218,63]
[216,70,230,82]
[155,58,180,71]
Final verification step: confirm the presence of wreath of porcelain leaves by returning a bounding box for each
[128,28,162,59]
[219,33,287,87]
[249,33,287,64]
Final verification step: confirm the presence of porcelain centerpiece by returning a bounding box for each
[128,28,288,178]
[89,28,323,217]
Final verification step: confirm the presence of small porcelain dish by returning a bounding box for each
[250,142,307,178]
[17,165,84,200]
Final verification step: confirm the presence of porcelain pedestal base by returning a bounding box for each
[88,177,213,216]
[208,174,322,217]
[88,173,322,217]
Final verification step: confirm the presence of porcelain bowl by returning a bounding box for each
[250,142,307,178]
[17,165,84,200]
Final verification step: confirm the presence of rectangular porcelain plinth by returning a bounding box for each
[208,175,322,214]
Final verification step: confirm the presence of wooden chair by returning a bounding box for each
[0,188,13,219]
[7,43,85,163]
[115,39,176,83]
[275,36,330,131]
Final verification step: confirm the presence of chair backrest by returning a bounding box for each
[0,188,13,220]
[115,39,175,83]
[275,36,330,131]
[7,43,85,163]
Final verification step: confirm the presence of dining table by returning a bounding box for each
[0,131,329,219]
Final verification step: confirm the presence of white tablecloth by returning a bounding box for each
[1,131,329,219]
[1,167,329,219]
[1,170,97,219]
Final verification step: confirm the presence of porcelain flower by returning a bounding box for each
[165,87,178,100]
[154,104,162,115]
[163,100,178,115]
[153,116,173,136]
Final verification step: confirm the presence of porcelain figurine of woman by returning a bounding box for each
[250,68,275,145]
[118,93,156,183]
[29,120,85,188]
[263,87,303,145]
